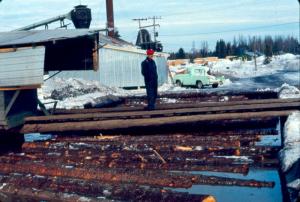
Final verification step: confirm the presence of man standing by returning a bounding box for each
[141,49,158,110]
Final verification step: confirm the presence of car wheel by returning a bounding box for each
[196,81,203,89]
[212,83,218,88]
[176,80,182,87]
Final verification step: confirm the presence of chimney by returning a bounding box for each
[106,0,114,37]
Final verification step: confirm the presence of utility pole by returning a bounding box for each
[148,16,161,43]
[132,18,148,29]
[133,16,163,52]
[133,18,148,45]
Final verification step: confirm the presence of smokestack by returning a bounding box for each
[106,0,114,37]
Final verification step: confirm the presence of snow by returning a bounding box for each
[287,179,300,191]
[280,144,300,172]
[39,77,128,109]
[78,197,92,202]
[278,84,300,99]
[0,183,7,190]
[280,111,300,172]
[208,54,300,78]
[39,54,299,109]
[283,111,300,144]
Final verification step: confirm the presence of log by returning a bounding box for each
[25,101,300,123]
[52,98,300,114]
[0,174,215,202]
[0,162,195,188]
[0,162,274,188]
[21,110,296,134]
[0,154,250,174]
[194,174,275,188]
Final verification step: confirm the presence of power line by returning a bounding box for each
[160,22,299,37]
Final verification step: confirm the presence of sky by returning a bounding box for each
[0,0,299,52]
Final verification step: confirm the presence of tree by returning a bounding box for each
[215,39,226,58]
[200,41,209,57]
[176,48,186,59]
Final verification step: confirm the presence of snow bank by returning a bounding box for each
[280,111,300,172]
[40,77,128,109]
[288,179,300,191]
[280,144,300,172]
[209,54,299,78]
[278,84,300,99]
[283,112,300,144]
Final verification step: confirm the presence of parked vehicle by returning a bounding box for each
[173,66,224,88]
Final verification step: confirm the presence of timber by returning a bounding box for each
[21,110,296,133]
[26,100,300,123]
[0,162,274,188]
[0,174,214,202]
[52,98,300,114]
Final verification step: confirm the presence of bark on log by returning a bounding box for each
[26,101,300,123]
[0,174,215,202]
[21,110,296,134]
[52,98,300,114]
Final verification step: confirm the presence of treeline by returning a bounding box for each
[169,35,300,60]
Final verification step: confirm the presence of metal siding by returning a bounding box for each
[0,47,45,87]
[0,30,99,47]
[48,47,168,88]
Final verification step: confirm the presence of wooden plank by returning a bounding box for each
[53,98,300,114]
[0,85,41,91]
[0,48,16,53]
[21,110,296,133]
[26,101,300,123]
[93,36,99,71]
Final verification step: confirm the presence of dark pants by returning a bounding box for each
[145,81,158,109]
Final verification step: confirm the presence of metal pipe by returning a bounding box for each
[106,0,115,37]
[14,14,70,31]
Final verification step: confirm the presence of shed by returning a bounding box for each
[48,34,169,88]
[0,29,100,130]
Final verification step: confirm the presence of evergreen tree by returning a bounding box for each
[176,48,186,59]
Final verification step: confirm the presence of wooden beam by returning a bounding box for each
[21,110,296,134]
[0,85,41,91]
[25,101,300,123]
[52,98,300,114]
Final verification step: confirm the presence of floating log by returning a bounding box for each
[0,185,105,202]
[0,154,250,174]
[0,162,195,188]
[0,174,216,202]
[194,174,275,188]
[21,110,296,134]
[0,162,274,188]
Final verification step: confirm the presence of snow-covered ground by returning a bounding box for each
[39,53,299,109]
[210,54,299,79]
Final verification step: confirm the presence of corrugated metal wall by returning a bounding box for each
[0,47,45,87]
[49,47,168,88]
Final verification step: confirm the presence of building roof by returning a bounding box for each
[0,29,99,48]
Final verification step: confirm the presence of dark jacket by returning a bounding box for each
[141,58,158,85]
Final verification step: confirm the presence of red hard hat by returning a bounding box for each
[146,49,155,55]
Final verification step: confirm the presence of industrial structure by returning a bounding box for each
[0,29,100,130]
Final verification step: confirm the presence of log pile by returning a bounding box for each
[0,97,293,201]
[0,130,279,201]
